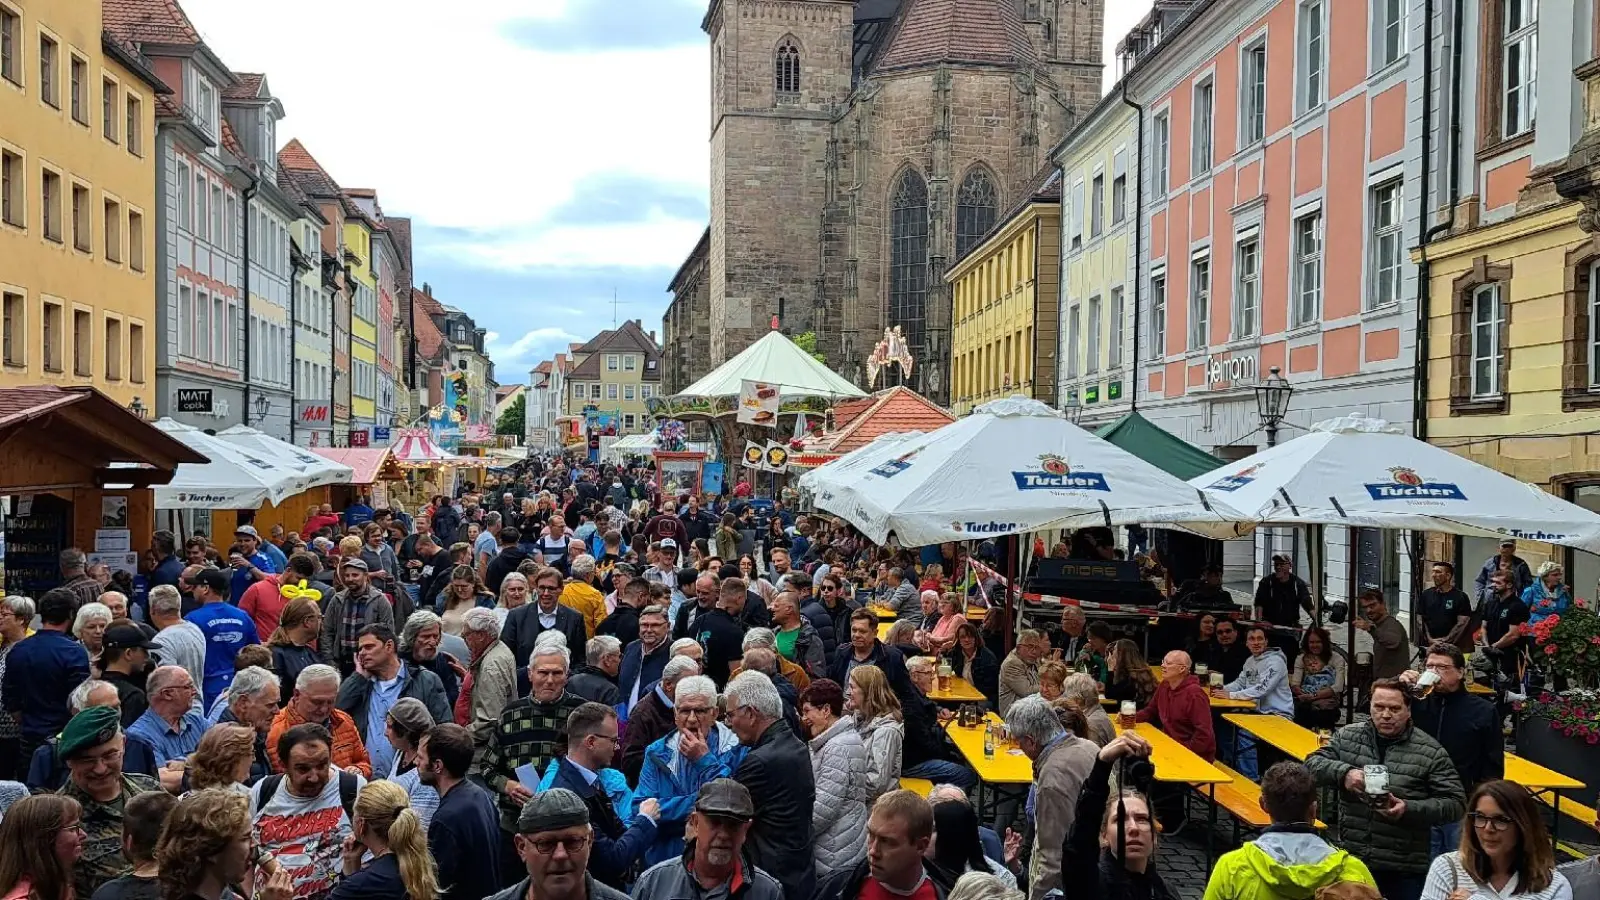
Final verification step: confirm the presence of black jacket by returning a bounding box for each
[568,665,621,706]
[548,757,655,888]
[672,601,716,642]
[402,648,461,709]
[1411,688,1504,789]
[826,640,912,700]
[484,545,532,595]
[500,603,588,695]
[812,858,958,900]
[416,548,458,612]
[336,664,452,736]
[596,604,640,649]
[800,599,840,657]
[1062,756,1180,900]
[943,645,1000,705]
[735,720,816,900]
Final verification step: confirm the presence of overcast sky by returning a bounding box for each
[180,0,1155,379]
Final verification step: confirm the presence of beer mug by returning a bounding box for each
[937,662,953,691]
[1208,671,1225,690]
[1362,764,1390,796]
[1194,663,1209,678]
[1119,700,1137,730]
[1414,670,1440,699]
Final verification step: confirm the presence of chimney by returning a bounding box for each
[649,330,657,344]
[422,282,431,295]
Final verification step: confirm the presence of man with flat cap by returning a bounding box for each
[633,779,784,900]
[55,705,162,900]
[484,788,630,900]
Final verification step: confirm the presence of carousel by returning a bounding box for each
[645,323,869,498]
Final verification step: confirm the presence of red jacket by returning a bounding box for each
[302,513,341,537]
[1135,673,1216,761]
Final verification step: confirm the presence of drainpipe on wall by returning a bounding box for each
[242,172,260,429]
[1122,81,1146,413]
[1414,0,1464,444]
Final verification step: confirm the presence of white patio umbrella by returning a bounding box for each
[1190,413,1600,553]
[214,425,354,493]
[151,419,307,509]
[805,396,1249,546]
[795,431,920,498]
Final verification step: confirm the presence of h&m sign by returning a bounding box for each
[295,402,332,426]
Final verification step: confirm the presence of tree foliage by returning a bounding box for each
[794,331,827,365]
[495,393,526,436]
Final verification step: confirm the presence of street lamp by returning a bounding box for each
[1254,366,1293,447]
[252,394,271,426]
[1063,392,1083,425]
[129,397,146,420]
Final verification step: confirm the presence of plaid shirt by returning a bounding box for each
[471,690,584,832]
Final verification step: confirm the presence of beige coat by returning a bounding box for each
[1027,733,1098,900]
[998,651,1040,716]
[468,639,517,755]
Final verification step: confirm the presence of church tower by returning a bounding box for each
[704,0,856,366]
[1020,0,1107,131]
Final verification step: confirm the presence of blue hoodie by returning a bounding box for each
[631,723,747,865]
[1225,647,1294,718]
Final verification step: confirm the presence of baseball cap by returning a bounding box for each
[102,623,158,651]
[192,567,228,595]
[694,779,755,821]
[660,537,678,549]
[1499,538,1517,548]
[235,525,261,539]
[339,557,370,571]
[612,562,639,577]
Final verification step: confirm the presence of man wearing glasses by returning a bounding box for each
[124,665,207,766]
[633,779,783,900]
[487,787,631,900]
[503,566,589,693]
[56,704,162,899]
[545,703,661,888]
[1399,642,1503,858]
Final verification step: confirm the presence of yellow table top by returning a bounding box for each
[1506,753,1587,791]
[1101,694,1257,710]
[1110,720,1232,785]
[900,777,934,798]
[1466,681,1494,696]
[877,622,893,640]
[927,675,988,703]
[868,605,899,620]
[1223,713,1322,761]
[945,717,1035,784]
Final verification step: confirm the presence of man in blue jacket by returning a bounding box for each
[616,600,671,712]
[549,702,660,888]
[2,587,91,765]
[418,723,502,900]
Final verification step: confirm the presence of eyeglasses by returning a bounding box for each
[677,706,714,717]
[527,834,592,855]
[1423,662,1458,672]
[1470,813,1514,832]
[69,747,124,770]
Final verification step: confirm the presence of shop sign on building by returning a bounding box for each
[1206,354,1258,387]
[176,388,213,413]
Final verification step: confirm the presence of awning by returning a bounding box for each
[152,418,307,509]
[0,386,208,491]
[674,329,866,400]
[1096,411,1224,481]
[215,425,353,492]
[312,448,393,484]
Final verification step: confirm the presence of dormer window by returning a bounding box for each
[194,73,218,138]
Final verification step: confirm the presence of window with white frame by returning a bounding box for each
[1241,40,1267,146]
[195,290,209,361]
[1150,272,1167,359]
[1111,174,1127,224]
[641,384,653,399]
[1086,295,1102,374]
[624,384,635,401]
[1189,256,1211,349]
[624,413,636,430]
[1066,305,1080,378]
[1153,113,1170,196]
[1235,235,1260,338]
[1090,175,1105,238]
[1471,284,1505,397]
[1298,0,1325,112]
[606,354,619,370]
[1503,0,1537,138]
[624,354,637,370]
[1588,261,1600,388]
[1369,178,1404,308]
[590,384,601,400]
[1192,78,1214,174]
[606,383,619,400]
[1374,0,1405,68]
[572,383,584,400]
[1293,211,1323,326]
[1109,287,1125,368]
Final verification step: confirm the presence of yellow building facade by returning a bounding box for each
[1421,200,1600,585]
[946,172,1060,417]
[344,215,377,423]
[1,0,163,406]
[1055,98,1136,428]
[563,320,662,435]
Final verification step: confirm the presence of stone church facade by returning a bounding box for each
[663,0,1105,405]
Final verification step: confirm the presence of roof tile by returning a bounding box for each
[102,0,202,46]
[279,139,344,198]
[811,386,953,453]
[222,72,263,100]
[874,0,1033,72]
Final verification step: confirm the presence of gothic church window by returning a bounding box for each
[955,167,998,258]
[890,169,929,357]
[775,40,800,96]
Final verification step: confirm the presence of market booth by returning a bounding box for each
[0,387,208,596]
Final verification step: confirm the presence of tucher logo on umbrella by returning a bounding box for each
[1208,463,1263,493]
[1012,454,1110,491]
[1365,466,1467,501]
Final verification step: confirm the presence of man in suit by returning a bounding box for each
[501,566,587,695]
[546,703,660,888]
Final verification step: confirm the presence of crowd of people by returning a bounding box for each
[0,452,1593,900]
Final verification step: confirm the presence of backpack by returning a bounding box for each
[252,771,361,820]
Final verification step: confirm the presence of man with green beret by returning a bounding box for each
[484,788,629,900]
[56,705,162,900]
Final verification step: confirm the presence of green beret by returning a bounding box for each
[59,706,121,760]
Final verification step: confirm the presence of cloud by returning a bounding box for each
[502,0,705,51]
[177,0,710,380]
[486,327,587,374]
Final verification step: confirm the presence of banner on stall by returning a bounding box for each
[762,441,791,473]
[742,441,765,469]
[737,380,780,427]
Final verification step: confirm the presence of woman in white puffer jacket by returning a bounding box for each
[850,664,905,800]
[801,679,870,879]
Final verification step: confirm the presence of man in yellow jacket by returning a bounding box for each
[1203,762,1376,900]
[560,554,608,638]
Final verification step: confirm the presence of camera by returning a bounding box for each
[1118,756,1156,795]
